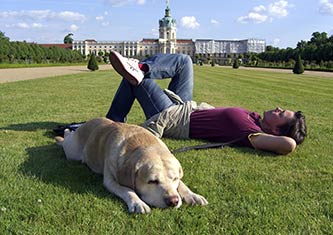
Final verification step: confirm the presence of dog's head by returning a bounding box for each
[117,148,183,209]
[55,129,82,161]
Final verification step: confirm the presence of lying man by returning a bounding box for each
[105,51,307,155]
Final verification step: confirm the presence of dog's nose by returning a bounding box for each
[165,195,179,207]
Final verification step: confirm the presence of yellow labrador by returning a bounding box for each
[55,118,208,213]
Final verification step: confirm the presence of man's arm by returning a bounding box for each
[249,133,297,155]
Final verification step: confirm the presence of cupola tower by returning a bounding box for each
[158,0,177,53]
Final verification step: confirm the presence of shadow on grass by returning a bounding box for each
[2,121,276,157]
[0,121,82,138]
[15,121,275,215]
[20,142,124,208]
[1,121,60,132]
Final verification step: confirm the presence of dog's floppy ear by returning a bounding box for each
[116,159,139,189]
[179,166,184,179]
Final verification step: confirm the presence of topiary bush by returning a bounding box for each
[232,59,239,69]
[87,54,99,71]
[293,55,304,74]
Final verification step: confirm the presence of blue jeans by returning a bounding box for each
[106,53,194,122]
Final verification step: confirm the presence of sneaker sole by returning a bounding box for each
[109,52,140,86]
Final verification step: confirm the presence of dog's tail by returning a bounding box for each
[54,129,71,146]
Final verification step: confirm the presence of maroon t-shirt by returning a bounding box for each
[189,107,263,148]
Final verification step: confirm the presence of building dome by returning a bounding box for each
[159,6,176,28]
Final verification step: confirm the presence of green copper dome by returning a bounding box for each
[159,6,176,28]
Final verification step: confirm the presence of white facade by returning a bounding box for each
[195,39,266,54]
[72,4,265,60]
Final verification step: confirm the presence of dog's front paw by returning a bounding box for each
[128,200,151,214]
[183,192,208,206]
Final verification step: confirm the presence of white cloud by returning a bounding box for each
[180,16,200,29]
[58,11,86,22]
[5,22,43,29]
[32,23,43,28]
[104,0,146,7]
[137,0,146,5]
[17,22,30,29]
[0,10,86,22]
[102,22,110,26]
[104,0,128,7]
[237,0,290,24]
[319,0,333,15]
[151,28,159,37]
[211,19,219,24]
[22,10,51,20]
[69,24,79,32]
[96,14,110,26]
[238,12,268,24]
[268,0,289,17]
[253,5,266,13]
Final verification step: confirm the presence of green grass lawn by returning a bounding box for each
[0,66,332,234]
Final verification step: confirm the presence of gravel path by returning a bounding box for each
[0,64,112,83]
[0,64,331,84]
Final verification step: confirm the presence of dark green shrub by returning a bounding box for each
[293,55,304,74]
[87,54,99,71]
[232,59,239,69]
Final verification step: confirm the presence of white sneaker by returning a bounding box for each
[109,51,144,86]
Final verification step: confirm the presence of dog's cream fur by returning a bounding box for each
[55,118,208,213]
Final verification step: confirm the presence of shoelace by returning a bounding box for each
[128,58,140,64]
[126,58,141,72]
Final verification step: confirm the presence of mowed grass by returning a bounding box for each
[0,66,332,234]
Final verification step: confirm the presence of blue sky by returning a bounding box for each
[1,0,333,48]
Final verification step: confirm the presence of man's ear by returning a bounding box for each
[264,122,279,135]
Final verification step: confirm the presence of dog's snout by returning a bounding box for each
[165,195,179,207]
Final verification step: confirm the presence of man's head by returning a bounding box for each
[262,107,307,144]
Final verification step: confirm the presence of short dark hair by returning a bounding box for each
[278,111,307,145]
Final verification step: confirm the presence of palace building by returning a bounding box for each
[72,3,265,63]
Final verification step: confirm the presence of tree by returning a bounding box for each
[0,31,84,64]
[98,50,104,57]
[0,31,9,41]
[293,55,304,74]
[0,31,10,62]
[195,54,200,64]
[64,33,74,44]
[87,54,99,71]
[310,32,328,46]
[232,59,239,69]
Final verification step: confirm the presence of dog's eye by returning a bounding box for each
[148,179,159,184]
[173,177,179,181]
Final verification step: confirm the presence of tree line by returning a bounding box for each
[254,31,333,70]
[1,30,333,71]
[0,31,84,64]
